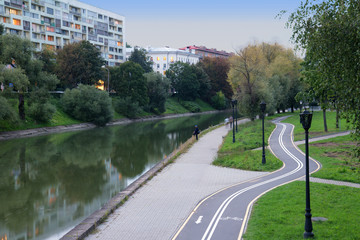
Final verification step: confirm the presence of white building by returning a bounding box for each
[126,46,201,75]
[0,0,125,66]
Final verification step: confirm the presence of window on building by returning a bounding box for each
[47,7,54,15]
[108,54,113,59]
[48,35,54,41]
[46,26,54,32]
[99,37,104,43]
[163,57,166,61]
[157,64,160,69]
[170,56,174,62]
[12,19,21,26]
[157,57,160,61]
[75,24,80,30]
[163,64,166,69]
[117,41,122,47]
[9,9,19,15]
[98,14,103,19]
[118,27,122,32]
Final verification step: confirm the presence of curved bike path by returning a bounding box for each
[173,116,321,240]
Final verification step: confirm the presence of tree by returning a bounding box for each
[144,72,170,114]
[36,48,57,74]
[190,64,211,101]
[128,47,153,73]
[0,66,30,120]
[110,61,149,106]
[228,44,267,120]
[56,41,105,88]
[198,57,233,100]
[287,0,360,148]
[166,62,199,101]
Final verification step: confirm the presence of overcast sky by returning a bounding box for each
[79,0,303,53]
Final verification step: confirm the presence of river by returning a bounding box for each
[0,112,230,240]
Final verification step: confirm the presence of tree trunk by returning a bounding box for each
[291,106,294,113]
[277,108,280,114]
[18,93,25,120]
[323,108,328,132]
[336,107,339,129]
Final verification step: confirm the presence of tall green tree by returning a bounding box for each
[198,57,233,100]
[0,66,30,120]
[56,41,105,88]
[287,0,360,151]
[166,62,199,101]
[128,47,153,73]
[144,72,170,114]
[110,61,149,106]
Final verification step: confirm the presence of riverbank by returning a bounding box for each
[0,110,224,141]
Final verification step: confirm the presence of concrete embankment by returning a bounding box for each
[0,110,222,141]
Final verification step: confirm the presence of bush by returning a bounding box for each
[211,91,226,110]
[61,84,113,126]
[0,96,18,122]
[27,88,56,123]
[113,96,142,119]
[28,102,56,123]
[181,101,201,113]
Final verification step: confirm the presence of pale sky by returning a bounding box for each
[79,0,303,53]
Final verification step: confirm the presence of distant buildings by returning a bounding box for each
[0,0,125,66]
[179,45,233,59]
[126,46,201,75]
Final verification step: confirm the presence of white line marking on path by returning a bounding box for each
[195,216,203,224]
[201,123,304,240]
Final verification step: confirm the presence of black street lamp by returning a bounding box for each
[300,110,314,238]
[260,101,266,164]
[231,100,236,143]
[234,100,238,132]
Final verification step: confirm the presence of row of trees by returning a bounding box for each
[228,42,303,120]
[286,0,360,156]
[0,29,234,127]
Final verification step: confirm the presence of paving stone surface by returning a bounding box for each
[85,124,267,240]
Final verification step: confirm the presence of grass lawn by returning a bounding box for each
[214,119,283,172]
[298,134,360,183]
[282,111,351,141]
[243,181,360,240]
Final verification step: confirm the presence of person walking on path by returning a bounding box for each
[193,125,200,140]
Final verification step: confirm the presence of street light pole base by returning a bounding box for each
[303,231,314,238]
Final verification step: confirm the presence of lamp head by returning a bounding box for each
[300,110,313,130]
[260,101,266,112]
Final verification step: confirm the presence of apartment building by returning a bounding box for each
[180,45,233,59]
[0,0,125,66]
[126,46,201,76]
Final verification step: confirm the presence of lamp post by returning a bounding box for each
[300,110,314,238]
[234,100,238,132]
[260,101,266,164]
[231,100,236,143]
[101,65,110,93]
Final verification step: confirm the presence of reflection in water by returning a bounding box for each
[0,112,229,239]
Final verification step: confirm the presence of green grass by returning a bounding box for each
[282,111,351,141]
[244,181,360,240]
[214,149,283,171]
[214,119,283,172]
[298,134,360,183]
[164,96,215,114]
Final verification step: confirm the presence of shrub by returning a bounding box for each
[28,102,56,123]
[211,91,226,110]
[181,101,200,113]
[27,88,56,123]
[113,96,141,119]
[0,96,18,122]
[61,84,113,126]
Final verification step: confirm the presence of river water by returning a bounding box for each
[0,112,230,240]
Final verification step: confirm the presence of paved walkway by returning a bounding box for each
[85,122,268,240]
